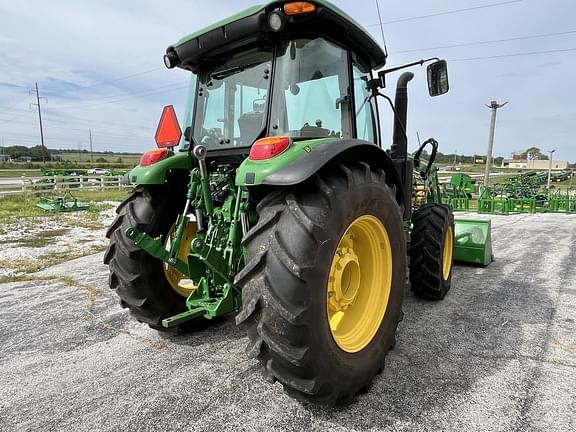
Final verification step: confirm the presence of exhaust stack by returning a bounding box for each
[390,72,414,160]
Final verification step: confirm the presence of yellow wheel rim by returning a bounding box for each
[163,221,197,297]
[442,226,453,281]
[327,215,393,353]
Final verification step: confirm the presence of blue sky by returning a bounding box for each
[0,0,575,163]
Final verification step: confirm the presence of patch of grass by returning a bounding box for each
[1,274,103,310]
[16,228,70,248]
[57,275,103,310]
[73,190,130,202]
[0,195,44,219]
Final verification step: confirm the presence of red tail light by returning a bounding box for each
[249,136,291,160]
[140,148,169,166]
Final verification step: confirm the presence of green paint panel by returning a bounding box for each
[172,1,382,57]
[236,137,336,186]
[453,219,493,266]
[129,151,192,185]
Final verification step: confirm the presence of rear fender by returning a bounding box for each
[236,138,404,206]
[129,151,192,185]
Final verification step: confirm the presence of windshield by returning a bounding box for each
[193,48,272,150]
[269,38,351,140]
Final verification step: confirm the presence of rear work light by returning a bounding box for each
[140,148,170,166]
[249,136,291,160]
[283,2,316,15]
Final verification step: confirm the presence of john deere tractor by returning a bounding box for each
[105,0,491,405]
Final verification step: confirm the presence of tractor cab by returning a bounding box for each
[166,1,391,155]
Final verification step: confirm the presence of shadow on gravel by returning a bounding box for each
[156,314,246,348]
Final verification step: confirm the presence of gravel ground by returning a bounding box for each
[0,212,575,431]
[0,205,116,280]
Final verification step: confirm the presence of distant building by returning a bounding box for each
[501,159,568,170]
[0,155,12,162]
[512,152,527,160]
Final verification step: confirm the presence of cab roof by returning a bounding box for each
[167,0,387,71]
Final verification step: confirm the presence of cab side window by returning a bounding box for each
[352,63,377,143]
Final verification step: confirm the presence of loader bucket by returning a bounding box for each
[453,219,493,266]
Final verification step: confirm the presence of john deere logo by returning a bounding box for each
[304,146,312,153]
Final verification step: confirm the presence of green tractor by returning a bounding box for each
[104,0,490,405]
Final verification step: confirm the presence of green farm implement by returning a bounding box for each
[36,191,89,212]
[104,0,492,405]
[441,174,477,211]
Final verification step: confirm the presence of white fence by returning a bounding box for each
[0,174,128,197]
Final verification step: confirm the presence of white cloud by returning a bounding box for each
[0,0,575,161]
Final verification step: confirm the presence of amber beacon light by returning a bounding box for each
[283,2,316,15]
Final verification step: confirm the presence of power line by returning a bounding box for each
[366,0,523,26]
[41,109,155,130]
[0,126,148,141]
[451,47,576,62]
[0,94,32,113]
[392,30,576,54]
[75,67,164,90]
[51,83,188,109]
[1,110,156,134]
[48,81,186,108]
[0,109,33,124]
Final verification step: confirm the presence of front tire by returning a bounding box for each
[409,204,455,299]
[235,163,405,405]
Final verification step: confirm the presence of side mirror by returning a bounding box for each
[427,60,449,97]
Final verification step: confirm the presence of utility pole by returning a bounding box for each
[452,149,457,170]
[31,82,47,163]
[483,100,508,188]
[89,129,94,164]
[547,149,556,192]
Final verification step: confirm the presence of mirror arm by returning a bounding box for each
[374,57,441,89]
[380,57,440,76]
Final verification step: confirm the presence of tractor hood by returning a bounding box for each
[166,0,386,71]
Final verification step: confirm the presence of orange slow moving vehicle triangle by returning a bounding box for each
[155,105,182,148]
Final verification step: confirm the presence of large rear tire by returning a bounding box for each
[235,163,405,405]
[103,185,188,330]
[409,204,455,299]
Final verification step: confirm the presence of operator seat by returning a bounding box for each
[238,111,264,145]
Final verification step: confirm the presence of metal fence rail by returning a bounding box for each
[0,175,128,197]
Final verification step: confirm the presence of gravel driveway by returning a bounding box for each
[0,213,574,431]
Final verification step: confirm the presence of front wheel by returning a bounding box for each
[235,162,406,405]
[409,204,455,299]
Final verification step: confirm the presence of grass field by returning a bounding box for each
[0,169,42,178]
[55,152,141,164]
[0,189,128,220]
